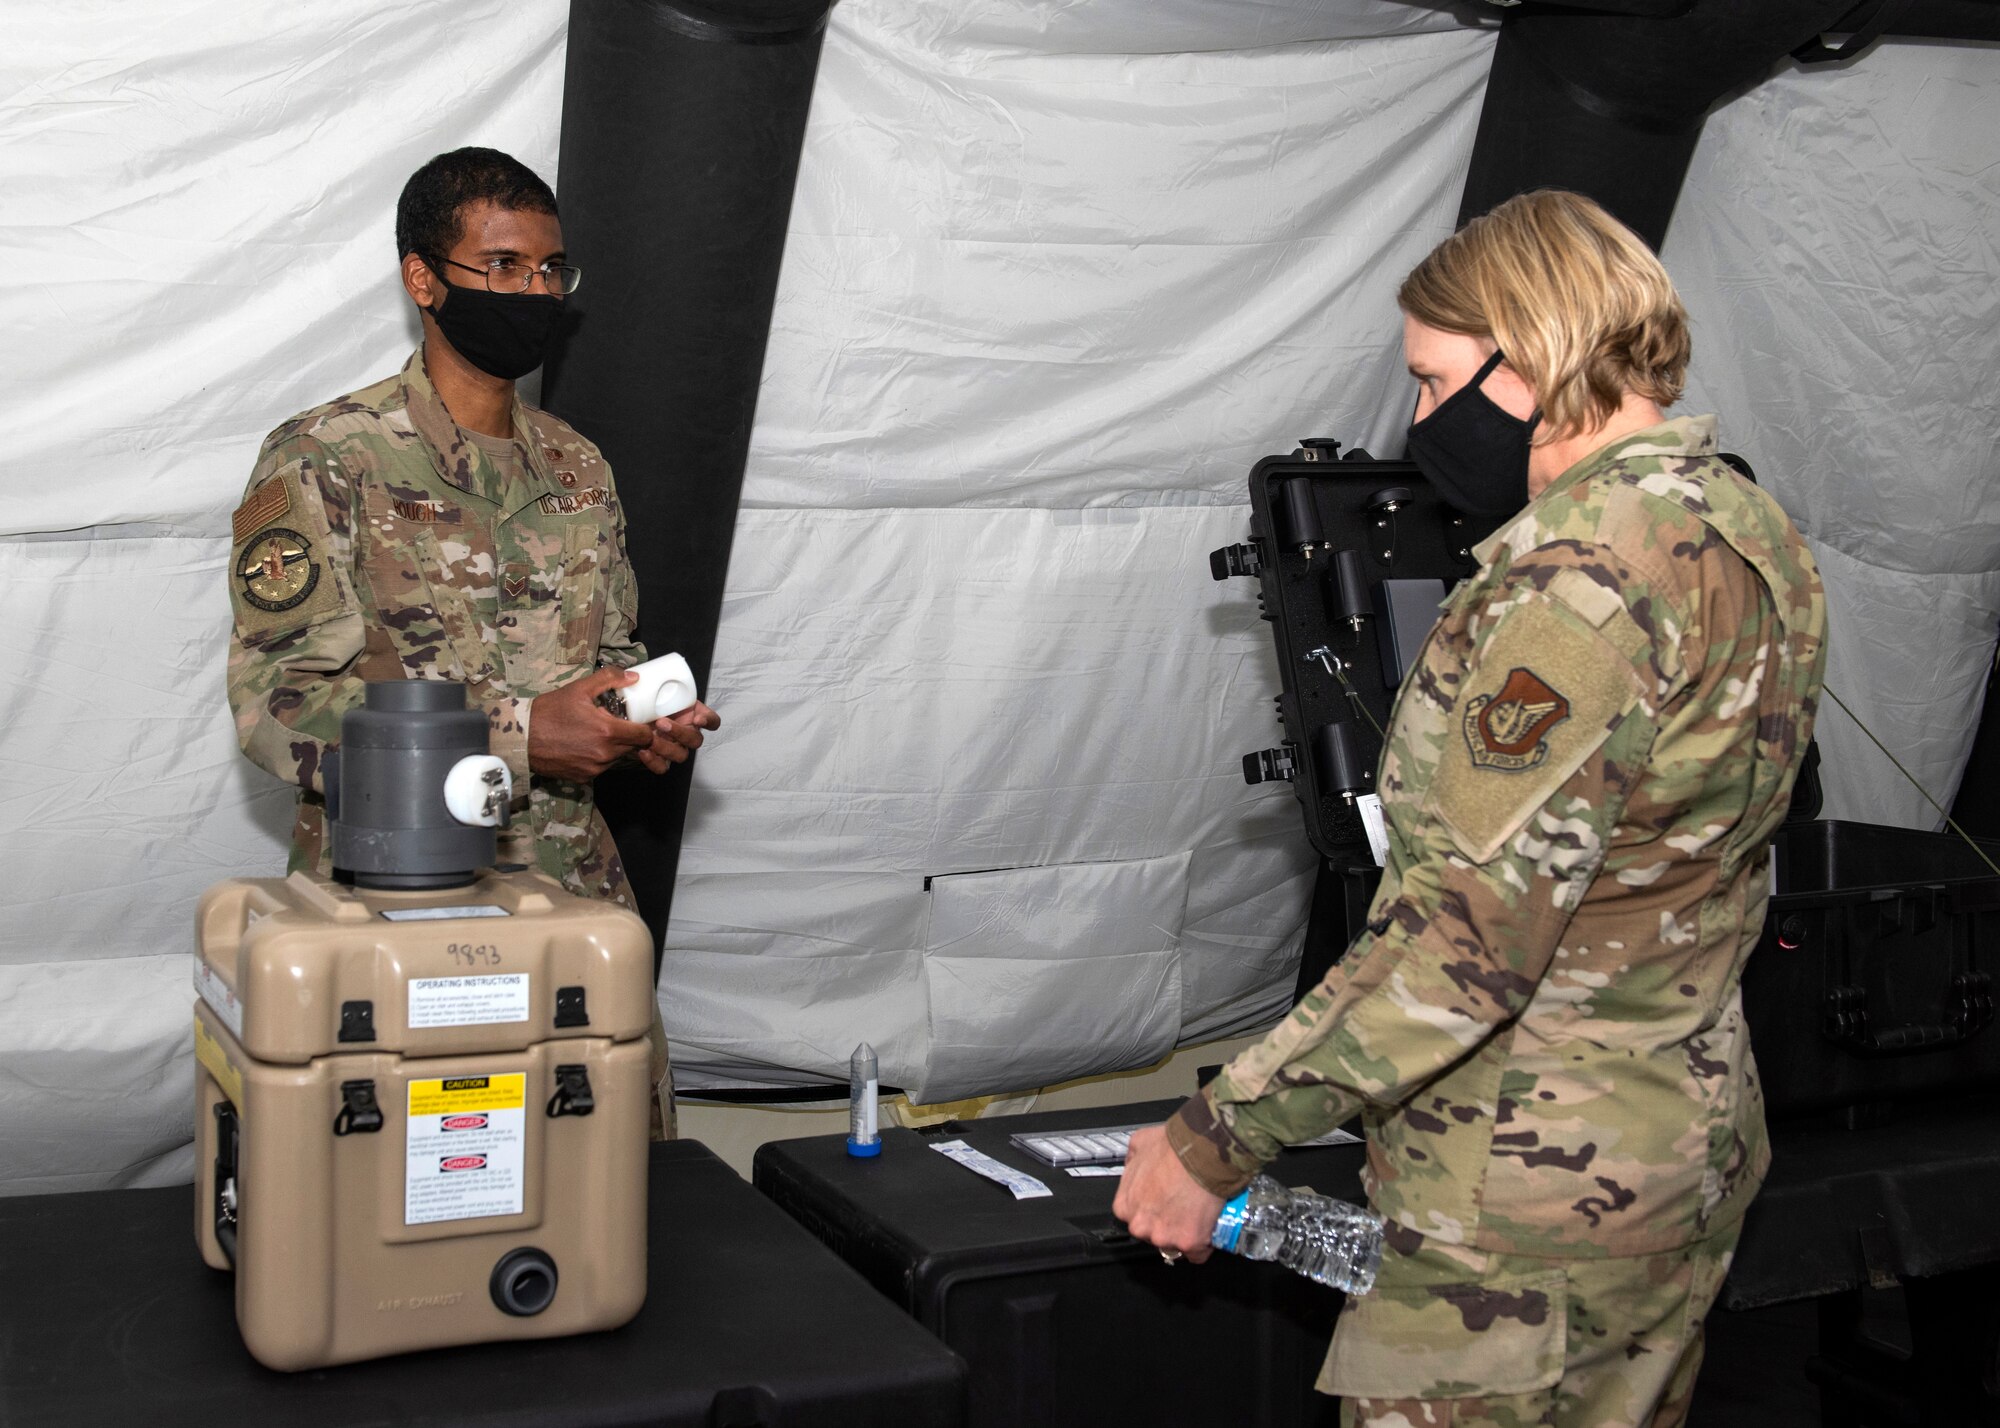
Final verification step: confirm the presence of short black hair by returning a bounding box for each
[395,147,558,269]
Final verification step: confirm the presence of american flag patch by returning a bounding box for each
[231,479,291,543]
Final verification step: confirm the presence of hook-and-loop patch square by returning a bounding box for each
[1426,593,1646,865]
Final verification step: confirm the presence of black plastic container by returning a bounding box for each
[1213,444,1498,864]
[1743,820,2000,1119]
[755,1099,1359,1428]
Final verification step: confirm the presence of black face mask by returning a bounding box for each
[427,277,562,381]
[1404,349,1540,518]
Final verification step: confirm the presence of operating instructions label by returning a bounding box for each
[407,973,530,1029]
[405,1073,526,1225]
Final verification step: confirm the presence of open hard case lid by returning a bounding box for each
[1215,439,1821,867]
[1211,438,1504,864]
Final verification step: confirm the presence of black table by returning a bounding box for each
[1723,1102,2000,1425]
[0,1140,965,1428]
[1728,1100,2000,1309]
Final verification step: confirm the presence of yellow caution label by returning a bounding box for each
[194,1013,244,1108]
[408,1073,525,1118]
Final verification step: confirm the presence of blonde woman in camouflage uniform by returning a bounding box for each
[226,150,718,1138]
[1118,190,1827,1427]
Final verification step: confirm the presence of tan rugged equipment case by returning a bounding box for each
[192,868,654,1371]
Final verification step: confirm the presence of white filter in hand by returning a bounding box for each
[620,652,698,723]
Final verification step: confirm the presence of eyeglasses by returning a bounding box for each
[436,255,583,297]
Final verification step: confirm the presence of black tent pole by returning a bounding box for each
[541,0,834,973]
[1455,0,2000,247]
[1456,1,1860,246]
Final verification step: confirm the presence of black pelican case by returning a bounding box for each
[753,1098,1363,1428]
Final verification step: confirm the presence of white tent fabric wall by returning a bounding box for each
[0,0,571,1194]
[1,1,1994,1190]
[1664,40,2000,830]
[667,5,1494,1098]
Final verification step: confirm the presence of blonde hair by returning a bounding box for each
[1397,190,1690,440]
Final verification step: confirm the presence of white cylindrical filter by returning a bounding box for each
[441,754,513,828]
[847,1041,881,1158]
[618,652,699,723]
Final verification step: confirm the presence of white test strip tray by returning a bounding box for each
[1007,1123,1149,1169]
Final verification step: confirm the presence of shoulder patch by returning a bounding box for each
[236,526,320,613]
[232,478,291,543]
[230,501,343,638]
[1426,595,1645,864]
[1463,669,1569,771]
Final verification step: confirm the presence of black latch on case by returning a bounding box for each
[1242,745,1298,785]
[1209,541,1264,580]
[213,1101,240,1265]
[554,985,590,1028]
[333,1079,384,1136]
[547,1064,595,1118]
[338,1000,376,1043]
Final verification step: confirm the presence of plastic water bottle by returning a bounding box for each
[1210,1174,1384,1293]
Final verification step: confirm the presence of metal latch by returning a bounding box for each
[1241,745,1298,785]
[1209,541,1264,580]
[333,1079,384,1136]
[213,1101,240,1266]
[338,1000,376,1043]
[553,985,590,1028]
[547,1064,595,1118]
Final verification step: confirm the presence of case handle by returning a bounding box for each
[1823,973,1993,1056]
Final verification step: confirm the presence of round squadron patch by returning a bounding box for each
[1463,667,1570,771]
[237,526,320,613]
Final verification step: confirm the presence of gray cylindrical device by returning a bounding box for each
[332,681,497,890]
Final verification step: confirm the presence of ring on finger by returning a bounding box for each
[1159,1248,1183,1265]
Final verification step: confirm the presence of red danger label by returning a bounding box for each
[441,1114,488,1131]
[439,1155,487,1173]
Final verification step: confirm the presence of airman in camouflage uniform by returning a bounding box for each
[226,351,643,902]
[1118,192,1827,1426]
[227,149,710,1138]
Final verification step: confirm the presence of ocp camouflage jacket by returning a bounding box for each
[1168,416,1827,1258]
[225,351,644,903]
